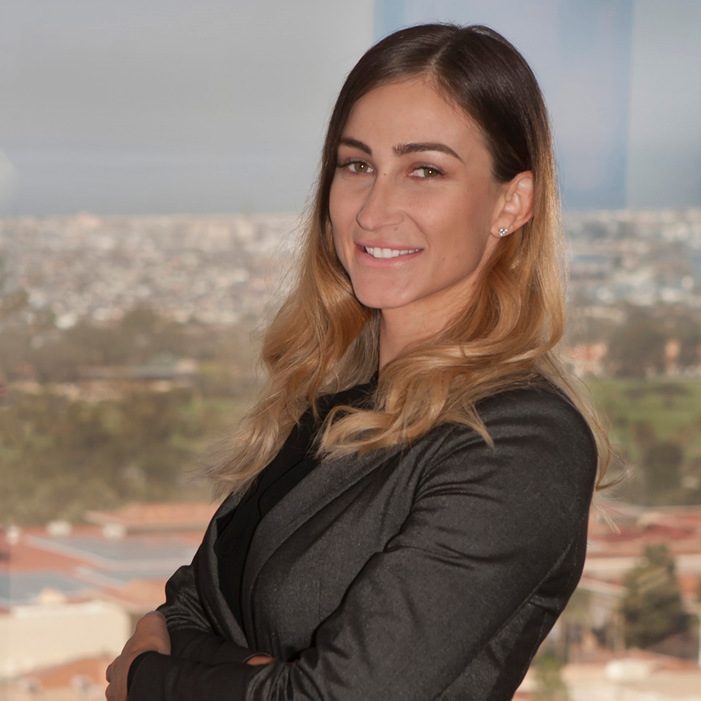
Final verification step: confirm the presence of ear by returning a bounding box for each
[490,171,534,238]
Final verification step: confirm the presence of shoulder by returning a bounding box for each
[430,378,595,454]
[477,378,595,443]
[417,379,597,509]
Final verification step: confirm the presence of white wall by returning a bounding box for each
[0,599,130,678]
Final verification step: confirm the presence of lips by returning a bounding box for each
[362,245,422,259]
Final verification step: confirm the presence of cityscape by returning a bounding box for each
[3,207,700,332]
[1,209,701,699]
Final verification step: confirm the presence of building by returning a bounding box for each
[0,502,216,697]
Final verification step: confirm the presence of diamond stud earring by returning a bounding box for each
[498,227,509,238]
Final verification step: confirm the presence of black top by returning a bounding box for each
[214,379,376,626]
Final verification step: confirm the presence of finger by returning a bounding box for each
[246,655,275,666]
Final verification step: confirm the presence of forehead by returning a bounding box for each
[341,77,485,148]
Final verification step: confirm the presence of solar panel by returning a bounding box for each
[1,571,93,606]
[28,535,196,570]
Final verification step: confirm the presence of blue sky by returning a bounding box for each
[376,0,701,210]
[0,0,699,215]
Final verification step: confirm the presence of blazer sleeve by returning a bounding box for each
[156,536,258,665]
[129,390,597,701]
[128,545,262,699]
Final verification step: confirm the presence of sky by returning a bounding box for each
[626,0,701,207]
[376,0,635,210]
[376,0,701,210]
[0,0,699,216]
[0,0,375,215]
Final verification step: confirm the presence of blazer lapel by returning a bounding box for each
[240,446,397,636]
[199,493,250,646]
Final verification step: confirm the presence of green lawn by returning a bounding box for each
[585,378,701,504]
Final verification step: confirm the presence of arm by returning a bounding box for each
[156,546,258,665]
[106,611,171,701]
[107,617,271,701]
[108,543,264,701]
[130,393,597,700]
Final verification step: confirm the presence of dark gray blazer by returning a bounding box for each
[129,384,597,700]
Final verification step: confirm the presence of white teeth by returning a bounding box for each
[364,246,420,259]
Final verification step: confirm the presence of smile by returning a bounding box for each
[363,246,421,259]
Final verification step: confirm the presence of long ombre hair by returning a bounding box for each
[209,23,609,495]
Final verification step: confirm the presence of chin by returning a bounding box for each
[353,295,383,311]
[349,279,415,312]
[350,286,390,309]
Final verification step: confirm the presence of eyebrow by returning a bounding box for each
[339,137,463,162]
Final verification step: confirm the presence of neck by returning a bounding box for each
[379,309,434,369]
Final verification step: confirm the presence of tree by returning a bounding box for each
[642,440,684,501]
[620,544,690,649]
[669,310,701,370]
[532,648,570,701]
[0,255,28,320]
[0,386,209,524]
[606,308,666,378]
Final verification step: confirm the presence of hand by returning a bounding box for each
[105,610,171,701]
[246,654,275,666]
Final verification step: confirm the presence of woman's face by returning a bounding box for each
[329,77,509,337]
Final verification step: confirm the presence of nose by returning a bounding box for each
[355,173,403,231]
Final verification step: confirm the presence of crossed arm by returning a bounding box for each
[105,608,273,700]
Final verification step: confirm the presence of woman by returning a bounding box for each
[107,23,607,700]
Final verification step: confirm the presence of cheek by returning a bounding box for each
[328,177,347,224]
[328,184,353,257]
[442,193,494,253]
[328,223,349,274]
[331,229,345,269]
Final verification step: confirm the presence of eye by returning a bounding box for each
[411,165,443,179]
[338,159,374,175]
